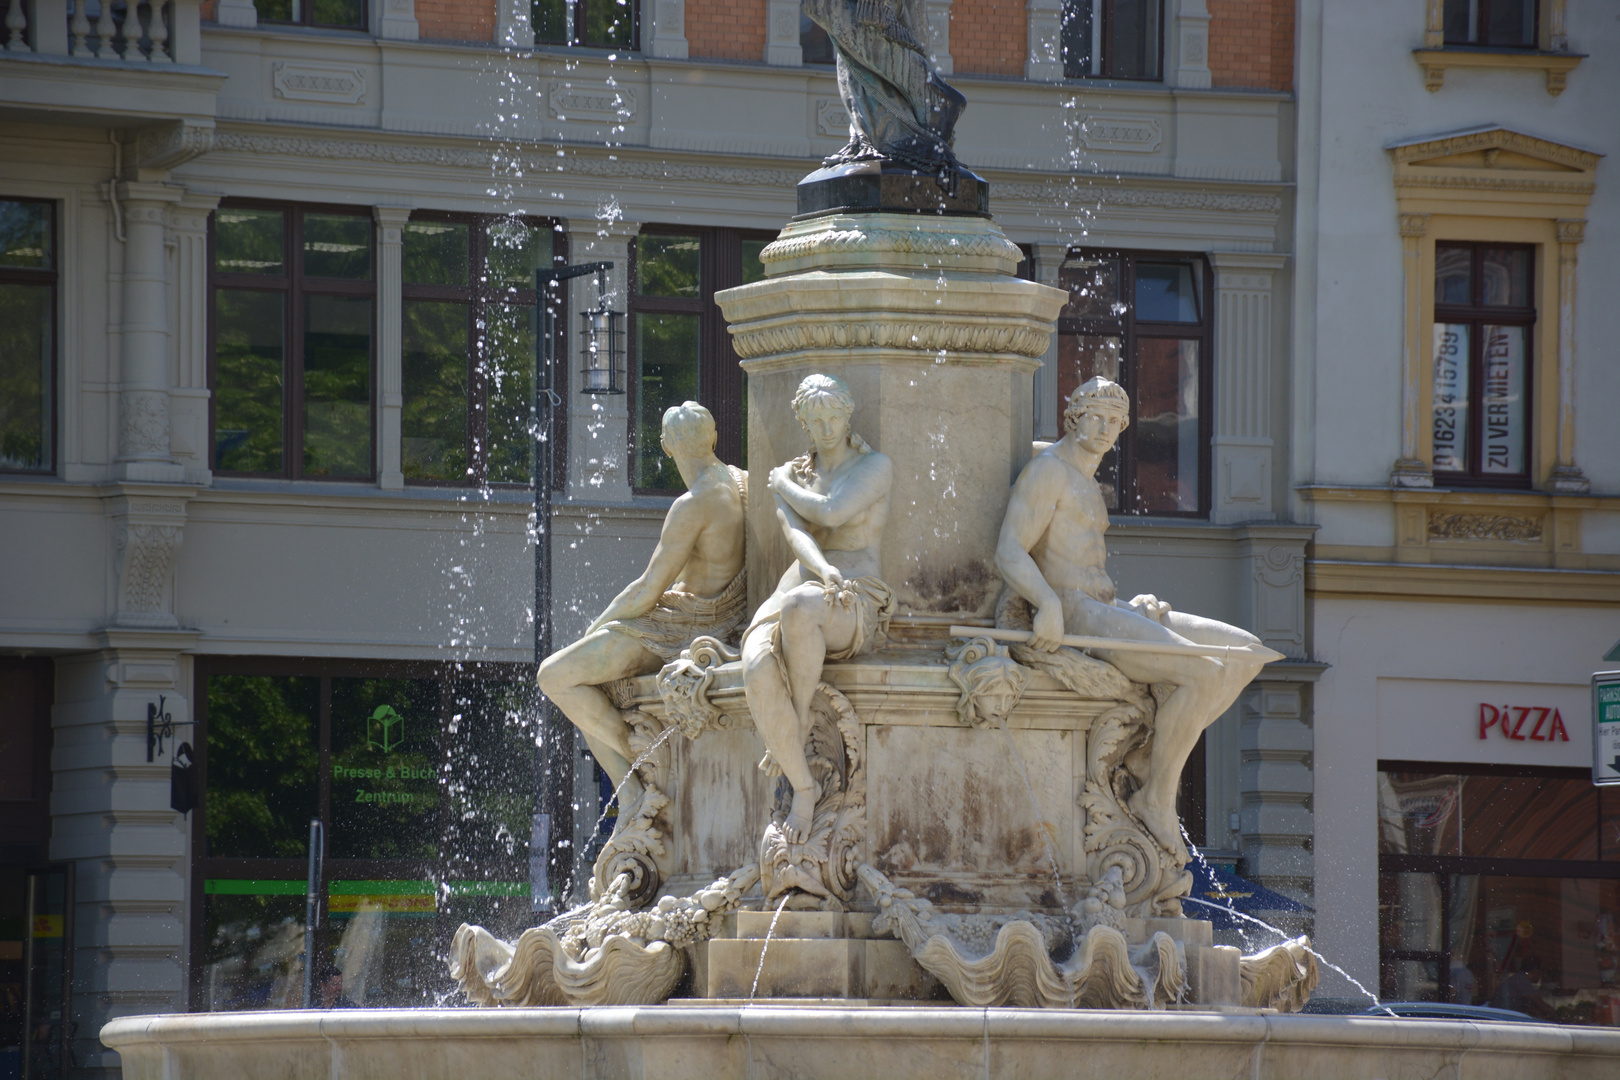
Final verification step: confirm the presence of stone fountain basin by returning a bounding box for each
[102,1005,1620,1079]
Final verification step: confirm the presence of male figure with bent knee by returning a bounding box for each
[995,376,1275,861]
[538,402,746,808]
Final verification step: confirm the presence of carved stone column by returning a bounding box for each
[374,206,413,491]
[923,0,952,74]
[561,218,638,502]
[166,191,219,482]
[1209,252,1286,522]
[764,0,801,64]
[1025,0,1063,82]
[1391,212,1432,488]
[51,634,199,1074]
[377,0,419,40]
[1032,242,1069,441]
[648,0,689,58]
[1171,0,1212,89]
[115,182,186,484]
[1549,219,1589,492]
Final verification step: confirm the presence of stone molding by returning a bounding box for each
[1411,46,1582,97]
[759,219,1025,276]
[1387,125,1603,174]
[272,61,367,104]
[993,183,1282,214]
[132,119,215,179]
[730,319,1053,363]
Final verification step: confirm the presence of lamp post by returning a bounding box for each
[531,260,622,915]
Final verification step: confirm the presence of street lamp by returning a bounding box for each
[530,260,621,916]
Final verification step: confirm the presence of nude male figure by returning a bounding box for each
[742,374,893,845]
[995,376,1270,860]
[538,402,746,806]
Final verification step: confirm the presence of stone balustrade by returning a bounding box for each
[1,0,204,65]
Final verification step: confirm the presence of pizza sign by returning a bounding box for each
[1477,703,1570,743]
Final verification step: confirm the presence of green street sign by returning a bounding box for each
[1594,672,1620,786]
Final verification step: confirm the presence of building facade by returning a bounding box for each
[0,0,1609,1075]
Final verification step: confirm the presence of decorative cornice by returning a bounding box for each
[1395,174,1595,196]
[994,182,1281,214]
[760,224,1024,274]
[1555,218,1586,245]
[730,319,1052,361]
[1388,126,1601,172]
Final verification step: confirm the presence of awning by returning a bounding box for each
[1183,860,1311,930]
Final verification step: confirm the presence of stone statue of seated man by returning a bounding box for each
[538,402,747,807]
[742,373,893,845]
[994,376,1271,861]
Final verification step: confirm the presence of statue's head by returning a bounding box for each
[792,373,856,450]
[660,400,717,457]
[953,654,1027,729]
[1063,375,1130,451]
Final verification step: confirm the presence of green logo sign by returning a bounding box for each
[367,705,404,752]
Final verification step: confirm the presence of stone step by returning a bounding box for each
[704,937,940,1001]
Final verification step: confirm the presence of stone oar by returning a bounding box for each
[949,625,1287,663]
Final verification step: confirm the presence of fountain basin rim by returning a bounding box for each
[102,1006,1620,1054]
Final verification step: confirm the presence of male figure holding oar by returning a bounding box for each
[994,376,1280,862]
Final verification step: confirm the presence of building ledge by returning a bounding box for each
[1411,47,1584,96]
[0,51,225,124]
[1306,559,1620,606]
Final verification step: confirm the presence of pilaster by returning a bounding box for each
[764,0,800,65]
[114,181,186,485]
[374,206,413,491]
[1170,0,1211,89]
[1032,242,1069,441]
[1549,219,1588,493]
[166,191,220,485]
[376,0,419,41]
[1024,0,1064,82]
[1237,672,1318,908]
[1208,252,1286,522]
[648,0,689,59]
[923,0,952,74]
[50,635,200,1075]
[562,218,638,502]
[1391,212,1432,488]
[497,0,534,47]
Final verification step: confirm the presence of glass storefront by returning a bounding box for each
[1378,765,1620,1025]
[193,662,542,1011]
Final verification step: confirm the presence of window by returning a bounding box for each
[629,228,769,493]
[1431,242,1534,486]
[192,659,541,1011]
[1443,0,1537,48]
[1062,0,1162,80]
[1376,764,1620,1024]
[532,0,636,49]
[1056,251,1210,516]
[210,203,375,480]
[401,214,562,486]
[801,13,834,64]
[252,0,365,30]
[0,199,55,474]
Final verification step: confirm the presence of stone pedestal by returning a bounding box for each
[715,213,1066,624]
[696,911,941,1001]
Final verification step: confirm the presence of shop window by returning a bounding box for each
[1376,764,1620,1025]
[401,215,562,486]
[193,661,540,1011]
[252,0,365,30]
[0,199,55,474]
[629,228,770,493]
[1431,242,1534,486]
[210,203,376,480]
[532,0,637,49]
[1055,250,1210,516]
[1442,0,1537,48]
[1061,0,1163,81]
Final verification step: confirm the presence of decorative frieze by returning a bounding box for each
[273,61,368,104]
[1428,512,1544,543]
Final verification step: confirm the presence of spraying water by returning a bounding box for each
[749,894,792,1003]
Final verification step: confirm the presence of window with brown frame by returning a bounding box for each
[1443,0,1538,48]
[1431,242,1535,487]
[629,227,770,493]
[1061,0,1163,81]
[210,202,376,481]
[190,658,543,1011]
[531,0,637,49]
[1376,762,1620,1023]
[401,214,565,487]
[0,198,56,474]
[252,0,366,31]
[1056,250,1211,516]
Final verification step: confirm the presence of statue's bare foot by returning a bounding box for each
[783,783,821,845]
[1128,790,1189,863]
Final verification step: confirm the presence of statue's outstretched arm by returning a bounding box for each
[770,453,893,527]
[584,492,705,633]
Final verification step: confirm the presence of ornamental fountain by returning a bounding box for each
[101,2,1620,1076]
